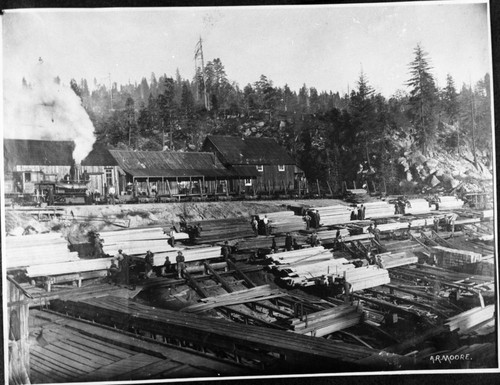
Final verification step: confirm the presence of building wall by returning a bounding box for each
[81,165,120,195]
[255,164,296,193]
[14,165,71,181]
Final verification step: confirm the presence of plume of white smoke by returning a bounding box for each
[4,60,95,164]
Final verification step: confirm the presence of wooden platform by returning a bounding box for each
[29,309,250,383]
[51,295,416,373]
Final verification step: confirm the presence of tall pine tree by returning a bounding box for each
[406,44,439,155]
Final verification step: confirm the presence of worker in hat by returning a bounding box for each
[145,250,155,279]
[176,251,185,279]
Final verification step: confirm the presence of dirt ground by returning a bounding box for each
[5,199,347,243]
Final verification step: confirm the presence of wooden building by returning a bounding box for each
[107,150,256,198]
[202,135,302,194]
[81,144,120,196]
[3,139,75,195]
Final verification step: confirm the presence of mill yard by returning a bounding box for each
[5,193,497,383]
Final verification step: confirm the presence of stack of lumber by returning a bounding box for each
[5,233,79,269]
[431,246,482,268]
[259,211,307,234]
[25,257,114,278]
[344,265,390,291]
[473,258,495,277]
[362,201,395,219]
[192,217,252,244]
[267,246,331,266]
[281,263,356,287]
[276,258,354,279]
[310,205,352,226]
[344,189,370,203]
[480,209,494,219]
[235,235,308,251]
[316,230,373,245]
[100,227,175,256]
[137,246,223,266]
[373,216,445,233]
[404,199,431,215]
[180,285,285,313]
[445,305,495,335]
[377,251,418,269]
[288,303,363,337]
[436,196,464,210]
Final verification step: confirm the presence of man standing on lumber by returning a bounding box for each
[310,231,319,247]
[315,210,321,228]
[262,215,270,235]
[176,251,186,279]
[145,250,155,279]
[251,216,259,236]
[168,227,176,247]
[161,256,172,276]
[222,241,231,261]
[285,233,293,251]
[303,212,311,230]
[117,252,131,286]
[108,259,120,284]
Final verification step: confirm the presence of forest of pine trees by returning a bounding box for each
[62,44,491,195]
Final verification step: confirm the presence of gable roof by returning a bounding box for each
[4,139,74,170]
[81,144,118,166]
[108,150,236,178]
[203,135,295,165]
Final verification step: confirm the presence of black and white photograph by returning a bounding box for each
[2,1,497,384]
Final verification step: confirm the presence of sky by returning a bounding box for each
[2,1,492,97]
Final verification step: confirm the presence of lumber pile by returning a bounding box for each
[192,217,252,244]
[258,211,308,234]
[344,189,370,203]
[362,201,395,219]
[436,196,464,211]
[316,230,373,245]
[310,205,352,226]
[277,258,356,287]
[445,305,495,335]
[288,302,364,337]
[377,251,418,269]
[344,265,390,291]
[431,246,482,268]
[480,209,494,219]
[5,233,79,269]
[235,235,308,251]
[100,227,176,256]
[135,246,223,266]
[180,285,285,313]
[25,257,114,278]
[404,199,431,215]
[472,258,495,277]
[267,246,332,266]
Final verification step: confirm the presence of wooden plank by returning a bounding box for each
[83,353,164,382]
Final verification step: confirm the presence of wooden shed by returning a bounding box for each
[81,143,120,196]
[107,150,253,198]
[202,135,302,194]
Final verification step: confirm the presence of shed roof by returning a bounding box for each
[108,150,236,179]
[203,135,295,165]
[4,139,74,170]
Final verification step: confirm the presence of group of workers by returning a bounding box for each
[108,248,187,285]
[250,215,271,236]
[350,204,366,221]
[303,210,321,230]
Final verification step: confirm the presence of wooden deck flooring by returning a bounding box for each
[29,309,251,383]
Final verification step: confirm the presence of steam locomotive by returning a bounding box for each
[5,171,90,206]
